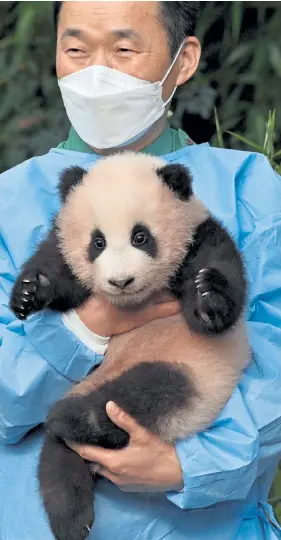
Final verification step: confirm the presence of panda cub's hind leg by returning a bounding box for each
[38,435,95,540]
[40,390,131,539]
[45,390,130,450]
[45,361,194,450]
[39,364,194,539]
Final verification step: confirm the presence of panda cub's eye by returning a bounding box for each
[132,231,147,245]
[88,229,106,261]
[94,237,106,249]
[131,224,157,257]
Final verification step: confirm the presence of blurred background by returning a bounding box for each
[0,0,281,517]
[0,1,281,174]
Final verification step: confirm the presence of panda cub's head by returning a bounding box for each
[57,153,207,307]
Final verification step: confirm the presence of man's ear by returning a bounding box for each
[176,37,201,87]
[58,166,86,202]
[156,164,193,201]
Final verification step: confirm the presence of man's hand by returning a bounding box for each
[67,402,184,493]
[76,293,181,337]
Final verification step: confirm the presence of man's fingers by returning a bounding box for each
[66,440,117,467]
[106,402,148,440]
[97,466,125,485]
[153,291,175,304]
[149,300,181,320]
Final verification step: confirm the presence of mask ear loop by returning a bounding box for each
[160,40,186,106]
[109,41,186,147]
[119,41,186,143]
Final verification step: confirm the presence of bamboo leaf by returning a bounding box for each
[273,150,281,159]
[226,132,264,153]
[231,2,243,44]
[271,161,281,175]
[15,3,37,46]
[226,43,252,66]
[214,107,224,148]
[269,44,281,78]
[263,109,276,159]
[257,4,267,26]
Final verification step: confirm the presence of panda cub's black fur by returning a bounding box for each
[10,157,247,540]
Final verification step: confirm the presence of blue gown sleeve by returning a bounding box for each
[0,241,103,445]
[166,153,281,509]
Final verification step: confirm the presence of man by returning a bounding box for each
[0,2,280,539]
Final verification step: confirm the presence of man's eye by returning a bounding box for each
[66,48,86,55]
[118,48,134,54]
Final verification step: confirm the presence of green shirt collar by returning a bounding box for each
[58,125,193,157]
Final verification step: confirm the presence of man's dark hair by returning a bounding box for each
[54,1,62,31]
[53,1,199,57]
[159,2,199,56]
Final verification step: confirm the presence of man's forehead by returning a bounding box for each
[58,1,162,37]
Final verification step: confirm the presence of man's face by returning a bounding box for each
[56,1,197,101]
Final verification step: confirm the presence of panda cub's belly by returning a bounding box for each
[70,312,249,440]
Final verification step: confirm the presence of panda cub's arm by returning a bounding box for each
[10,167,91,320]
[171,214,246,335]
[9,222,91,320]
[157,163,246,336]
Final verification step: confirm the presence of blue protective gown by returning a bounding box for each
[0,143,281,540]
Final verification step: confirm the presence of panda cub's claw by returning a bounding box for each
[53,511,93,540]
[195,267,234,333]
[10,270,52,320]
[48,505,93,540]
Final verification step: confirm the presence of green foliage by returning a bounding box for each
[214,107,224,149]
[215,108,281,174]
[0,1,69,172]
[270,463,281,525]
[170,1,281,151]
[1,2,281,173]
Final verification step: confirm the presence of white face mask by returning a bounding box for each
[58,44,184,149]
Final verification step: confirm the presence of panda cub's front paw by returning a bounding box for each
[195,267,234,333]
[10,269,53,320]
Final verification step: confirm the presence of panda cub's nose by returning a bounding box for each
[108,277,135,290]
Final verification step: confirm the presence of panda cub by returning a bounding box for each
[10,153,249,540]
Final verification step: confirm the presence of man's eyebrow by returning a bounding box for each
[110,29,141,41]
[61,28,83,41]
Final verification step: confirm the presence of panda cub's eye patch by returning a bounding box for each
[88,229,106,261]
[131,223,157,258]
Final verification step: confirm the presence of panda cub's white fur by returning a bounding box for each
[57,153,208,307]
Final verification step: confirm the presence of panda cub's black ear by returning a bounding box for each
[58,166,87,202]
[156,164,193,201]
